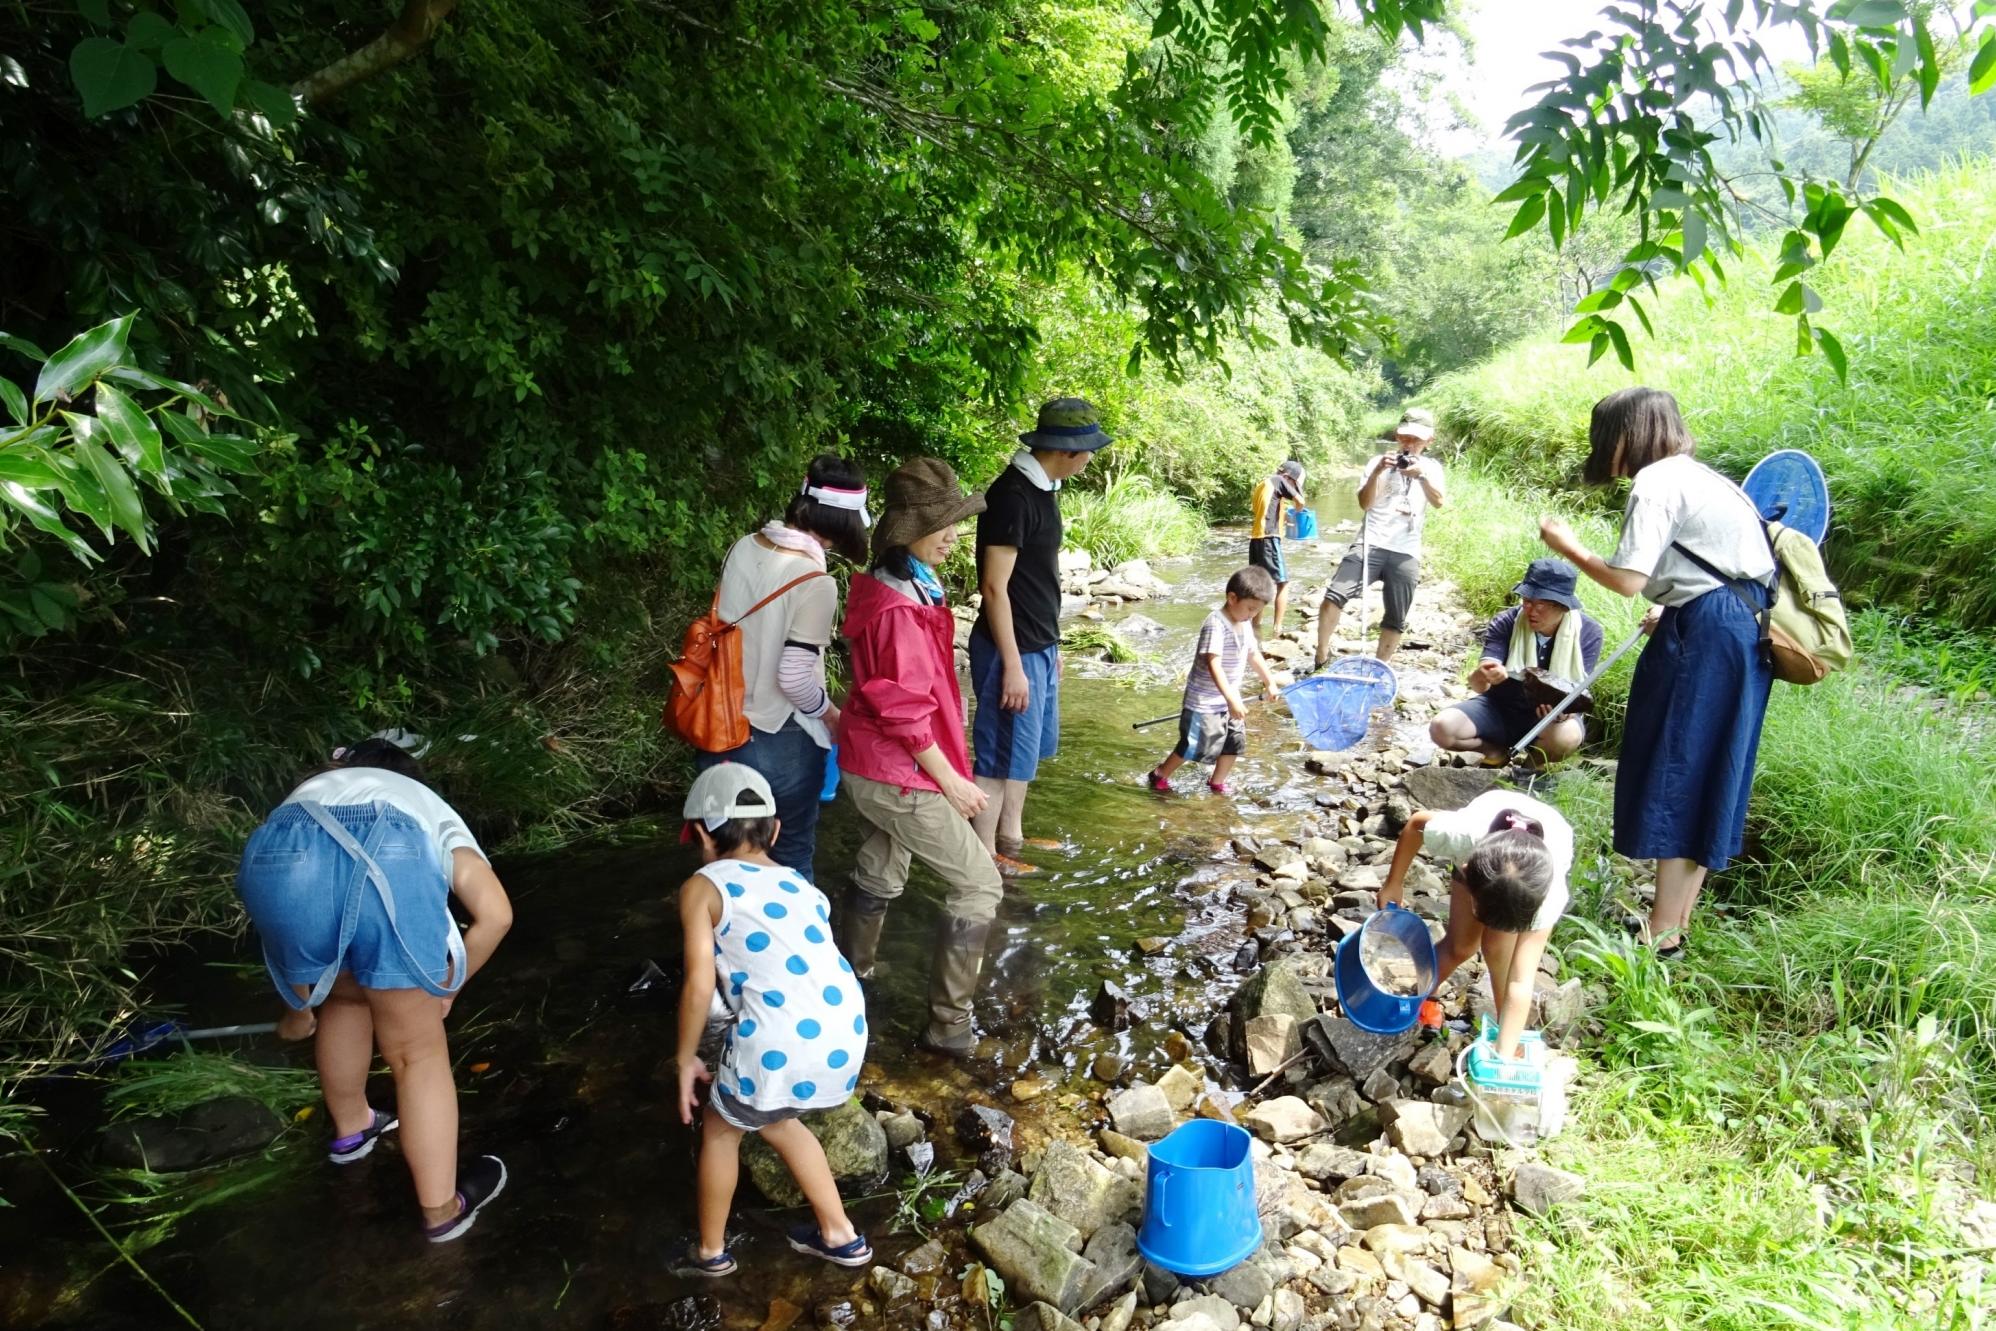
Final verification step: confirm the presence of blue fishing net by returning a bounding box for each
[1284,659,1397,752]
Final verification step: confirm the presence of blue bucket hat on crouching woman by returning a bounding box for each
[1019,397,1114,452]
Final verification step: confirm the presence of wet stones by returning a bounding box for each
[1400,764,1501,811]
[742,1099,887,1207]
[1106,1082,1174,1141]
[606,1296,724,1331]
[1227,959,1319,1062]
[956,1103,1018,1172]
[99,1096,284,1172]
[1025,1140,1139,1239]
[1091,980,1132,1031]
[1155,1062,1203,1112]
[970,1199,1099,1314]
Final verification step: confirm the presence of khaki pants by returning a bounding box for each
[843,772,1003,924]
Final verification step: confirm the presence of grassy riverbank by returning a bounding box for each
[1423,467,1996,1328]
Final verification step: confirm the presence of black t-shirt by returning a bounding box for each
[974,464,1064,653]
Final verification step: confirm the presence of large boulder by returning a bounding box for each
[971,1200,1100,1314]
[99,1096,284,1172]
[1399,765,1500,811]
[1302,1014,1419,1082]
[1026,1140,1139,1239]
[742,1099,887,1206]
[1228,960,1319,1062]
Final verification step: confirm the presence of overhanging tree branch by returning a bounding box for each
[292,0,459,105]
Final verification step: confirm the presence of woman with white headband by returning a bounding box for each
[700,454,872,882]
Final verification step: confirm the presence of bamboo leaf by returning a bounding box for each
[33,314,133,406]
[1815,327,1848,384]
[89,381,165,478]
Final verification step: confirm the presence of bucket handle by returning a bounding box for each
[1153,1171,1169,1227]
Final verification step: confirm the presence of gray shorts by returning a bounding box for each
[710,1084,798,1131]
[1322,548,1418,632]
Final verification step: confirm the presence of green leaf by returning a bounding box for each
[0,480,101,564]
[1835,1,1906,28]
[162,31,243,116]
[201,0,255,48]
[1491,175,1551,204]
[1775,281,1806,315]
[76,0,111,25]
[0,333,50,362]
[1586,330,1611,367]
[33,313,133,406]
[90,381,165,477]
[897,9,940,41]
[0,377,26,427]
[1547,187,1566,249]
[1561,315,1605,345]
[1970,31,1996,97]
[1605,319,1634,371]
[1628,294,1655,338]
[125,12,177,50]
[103,366,229,415]
[1681,210,1707,264]
[69,37,156,118]
[0,448,64,488]
[1572,288,1623,314]
[243,79,297,129]
[1815,327,1848,385]
[1503,193,1547,240]
[66,424,150,549]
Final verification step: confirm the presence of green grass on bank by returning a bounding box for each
[1423,468,1996,1328]
[1060,471,1210,567]
[1425,157,1996,628]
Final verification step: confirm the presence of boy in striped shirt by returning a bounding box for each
[1145,567,1279,796]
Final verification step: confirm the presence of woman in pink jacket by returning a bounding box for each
[836,458,1004,1057]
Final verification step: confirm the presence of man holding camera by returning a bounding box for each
[1313,408,1446,666]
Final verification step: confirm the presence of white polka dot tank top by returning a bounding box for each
[701,858,867,1114]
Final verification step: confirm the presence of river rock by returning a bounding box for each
[1092,981,1133,1030]
[1077,1219,1143,1306]
[957,1103,1018,1170]
[1368,1151,1419,1192]
[1399,765,1500,811]
[867,1266,919,1307]
[99,1096,284,1172]
[1100,1129,1149,1165]
[971,1200,1098,1314]
[1264,1287,1306,1331]
[1026,1140,1139,1239]
[607,1296,724,1330]
[1337,1190,1419,1230]
[1303,1014,1420,1081]
[1304,1076,1363,1128]
[1207,1254,1275,1310]
[1156,1063,1204,1112]
[1011,1305,1084,1331]
[1406,1042,1454,1088]
[1243,1096,1325,1144]
[743,1099,887,1206]
[1295,1142,1370,1182]
[1244,1014,1301,1075]
[1100,1291,1139,1331]
[1228,960,1318,1061]
[1380,1099,1471,1157]
[1449,1245,1510,1327]
[1107,1083,1175,1141]
[1381,1252,1450,1307]
[900,1238,950,1276]
[984,1168,1029,1211]
[881,1111,925,1149]
[1168,1294,1241,1329]
[1508,1162,1586,1216]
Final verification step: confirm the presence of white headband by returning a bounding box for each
[802,481,872,526]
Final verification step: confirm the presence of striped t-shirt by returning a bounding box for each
[1183,611,1254,714]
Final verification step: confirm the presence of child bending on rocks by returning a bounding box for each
[673,762,873,1276]
[1374,790,1572,1061]
[1146,566,1279,796]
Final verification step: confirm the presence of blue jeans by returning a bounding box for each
[697,718,826,882]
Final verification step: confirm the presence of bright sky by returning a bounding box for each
[1429,0,1817,157]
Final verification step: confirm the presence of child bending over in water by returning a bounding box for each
[1374,789,1572,1060]
[673,762,873,1276]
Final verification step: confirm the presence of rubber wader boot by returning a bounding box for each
[837,887,891,981]
[919,916,991,1057]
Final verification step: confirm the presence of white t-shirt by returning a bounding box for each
[716,534,839,747]
[1361,455,1445,557]
[1610,455,1776,607]
[283,768,484,868]
[1421,790,1571,932]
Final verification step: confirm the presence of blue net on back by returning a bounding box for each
[1284,659,1397,752]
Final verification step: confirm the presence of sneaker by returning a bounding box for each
[681,1247,738,1278]
[992,852,1041,877]
[328,1108,398,1164]
[1208,780,1232,796]
[1144,768,1172,793]
[787,1224,873,1267]
[1020,836,1066,853]
[422,1154,508,1244]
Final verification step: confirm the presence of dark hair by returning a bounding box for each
[706,816,778,857]
[1583,386,1693,486]
[784,454,870,564]
[872,543,919,583]
[1226,566,1278,603]
[291,736,427,796]
[1462,828,1556,933]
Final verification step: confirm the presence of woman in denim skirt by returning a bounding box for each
[237,737,514,1242]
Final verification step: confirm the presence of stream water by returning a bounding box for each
[2,493,1381,1330]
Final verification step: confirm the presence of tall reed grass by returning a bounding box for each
[1059,471,1209,567]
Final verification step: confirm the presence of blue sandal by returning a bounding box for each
[682,1247,737,1278]
[787,1224,872,1267]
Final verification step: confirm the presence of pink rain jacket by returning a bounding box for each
[838,571,969,794]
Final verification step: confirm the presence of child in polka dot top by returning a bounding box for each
[674,763,872,1277]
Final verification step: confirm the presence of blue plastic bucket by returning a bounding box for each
[1334,903,1439,1035]
[1285,507,1320,540]
[1137,1119,1262,1277]
[820,744,841,803]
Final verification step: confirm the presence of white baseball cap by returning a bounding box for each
[680,762,778,842]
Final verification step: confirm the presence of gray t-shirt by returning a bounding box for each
[715,534,838,746]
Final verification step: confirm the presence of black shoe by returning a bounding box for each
[423,1154,507,1243]
[327,1107,398,1164]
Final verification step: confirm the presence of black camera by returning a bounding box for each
[1390,452,1417,472]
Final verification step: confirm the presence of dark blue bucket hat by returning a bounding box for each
[1513,557,1582,610]
[1019,397,1113,452]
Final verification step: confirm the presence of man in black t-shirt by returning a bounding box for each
[970,398,1112,873]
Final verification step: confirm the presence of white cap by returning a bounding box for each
[682,762,777,832]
